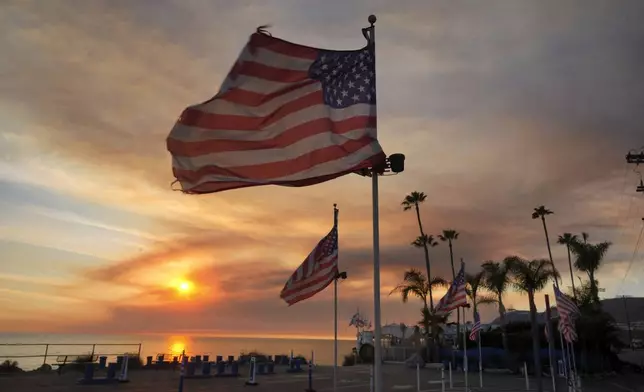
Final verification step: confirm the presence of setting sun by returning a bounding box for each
[172,279,194,295]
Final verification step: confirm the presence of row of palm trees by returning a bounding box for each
[396,192,613,392]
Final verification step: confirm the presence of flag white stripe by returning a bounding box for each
[281,259,337,302]
[216,74,301,96]
[284,253,337,290]
[176,141,381,188]
[249,46,314,72]
[174,127,377,168]
[197,83,321,117]
[281,271,336,304]
[170,104,374,143]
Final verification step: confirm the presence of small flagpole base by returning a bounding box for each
[245,381,259,386]
[305,389,317,392]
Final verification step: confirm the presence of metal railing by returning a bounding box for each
[0,343,142,366]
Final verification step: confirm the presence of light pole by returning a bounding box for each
[360,152,406,392]
[333,270,348,392]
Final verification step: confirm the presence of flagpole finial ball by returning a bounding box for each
[368,15,377,25]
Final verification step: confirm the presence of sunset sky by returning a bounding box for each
[1,0,643,339]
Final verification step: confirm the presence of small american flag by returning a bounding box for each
[469,311,481,341]
[435,262,468,315]
[554,285,580,343]
[280,224,338,305]
[559,317,578,343]
[167,30,385,194]
[553,285,580,320]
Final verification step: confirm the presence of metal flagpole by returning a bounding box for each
[478,322,483,388]
[333,204,339,392]
[364,14,383,392]
[462,306,468,392]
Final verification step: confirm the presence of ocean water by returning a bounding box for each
[0,333,356,370]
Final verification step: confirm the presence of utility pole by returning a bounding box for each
[622,295,634,351]
[626,150,644,192]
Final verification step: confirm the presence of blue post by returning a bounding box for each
[305,361,315,392]
[98,356,107,369]
[216,361,225,375]
[203,355,210,362]
[106,363,117,379]
[216,355,223,363]
[202,361,211,375]
[245,357,258,386]
[83,363,94,381]
[231,361,239,376]
[178,352,186,392]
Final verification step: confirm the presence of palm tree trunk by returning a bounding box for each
[498,296,510,364]
[541,217,559,288]
[567,245,577,301]
[424,247,433,309]
[448,241,460,347]
[528,290,543,392]
[414,204,425,236]
[589,270,599,304]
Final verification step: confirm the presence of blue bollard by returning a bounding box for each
[257,363,266,375]
[268,355,272,362]
[98,356,107,369]
[146,356,153,367]
[295,359,302,371]
[186,362,196,376]
[107,363,118,379]
[216,355,223,363]
[216,361,225,375]
[267,362,275,374]
[116,356,124,367]
[305,362,315,392]
[83,363,94,381]
[231,361,239,376]
[203,355,210,362]
[202,362,211,375]
[227,355,234,364]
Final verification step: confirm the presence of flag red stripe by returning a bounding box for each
[237,61,310,83]
[168,116,376,156]
[283,272,337,305]
[173,135,378,182]
[249,33,318,60]
[179,90,322,131]
[219,80,319,107]
[180,162,379,194]
[281,259,338,297]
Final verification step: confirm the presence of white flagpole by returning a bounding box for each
[333,204,339,392]
[364,14,383,392]
[478,324,483,388]
[462,306,468,392]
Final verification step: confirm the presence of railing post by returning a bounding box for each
[43,344,49,366]
[137,343,142,358]
[91,344,96,358]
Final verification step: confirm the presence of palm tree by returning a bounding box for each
[569,239,612,304]
[411,234,439,309]
[402,192,435,305]
[532,205,560,288]
[466,270,497,314]
[557,233,579,300]
[390,269,447,360]
[481,260,512,359]
[438,230,460,278]
[507,256,560,392]
[439,229,460,343]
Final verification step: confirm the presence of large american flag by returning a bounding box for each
[469,311,482,341]
[435,262,468,315]
[280,224,338,305]
[167,31,386,194]
[554,285,580,343]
